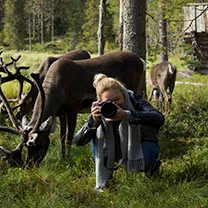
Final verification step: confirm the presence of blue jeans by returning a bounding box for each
[91,139,96,159]
[141,141,160,172]
[91,140,160,172]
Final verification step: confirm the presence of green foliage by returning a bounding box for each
[81,0,100,53]
[26,40,70,54]
[157,73,208,162]
[72,0,118,53]
[160,86,208,140]
[146,0,195,57]
[3,0,27,50]
[0,0,200,56]
[63,0,87,51]
[181,43,201,70]
[161,138,208,183]
[0,0,121,52]
[103,1,119,51]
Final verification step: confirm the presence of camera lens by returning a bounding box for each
[101,100,117,118]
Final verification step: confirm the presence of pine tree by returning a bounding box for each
[3,0,27,50]
[82,0,100,52]
[82,0,118,53]
[64,0,87,50]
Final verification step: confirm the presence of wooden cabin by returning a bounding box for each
[183,3,208,71]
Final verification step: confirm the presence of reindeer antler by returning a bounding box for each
[29,73,45,133]
[0,126,19,134]
[0,75,23,133]
[0,52,35,117]
[0,52,33,100]
[0,73,24,167]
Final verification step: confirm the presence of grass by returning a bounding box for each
[1,136,208,207]
[0,50,56,73]
[0,51,208,207]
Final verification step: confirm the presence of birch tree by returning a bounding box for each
[98,0,106,55]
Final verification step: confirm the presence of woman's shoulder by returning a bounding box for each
[128,90,143,108]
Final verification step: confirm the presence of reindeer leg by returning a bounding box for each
[65,112,77,158]
[158,82,169,114]
[165,92,172,115]
[148,87,154,102]
[59,115,67,159]
[167,78,176,113]
[157,93,162,112]
[151,89,160,110]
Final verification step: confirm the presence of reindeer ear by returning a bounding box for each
[38,116,53,132]
[22,115,30,126]
[22,115,33,131]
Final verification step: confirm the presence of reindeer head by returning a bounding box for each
[0,142,23,167]
[0,71,52,167]
[21,73,53,167]
[22,115,53,167]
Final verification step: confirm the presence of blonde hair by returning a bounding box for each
[93,73,126,100]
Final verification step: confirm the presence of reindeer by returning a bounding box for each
[16,49,91,118]
[148,61,177,113]
[0,51,144,167]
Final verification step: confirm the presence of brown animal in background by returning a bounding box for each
[148,61,177,113]
[0,51,144,167]
[16,49,91,118]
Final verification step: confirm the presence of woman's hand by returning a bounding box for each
[91,101,128,123]
[91,100,102,124]
[105,103,128,122]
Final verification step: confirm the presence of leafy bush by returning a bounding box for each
[160,86,208,140]
[161,138,208,183]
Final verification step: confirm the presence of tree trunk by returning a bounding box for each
[98,0,106,55]
[159,13,168,61]
[40,0,44,44]
[51,0,55,42]
[28,12,32,51]
[122,0,147,96]
[41,12,44,44]
[119,0,124,51]
[32,13,35,39]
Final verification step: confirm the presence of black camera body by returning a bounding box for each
[100,100,117,118]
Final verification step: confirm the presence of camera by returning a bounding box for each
[100,100,117,118]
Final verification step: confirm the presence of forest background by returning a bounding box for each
[0,0,199,60]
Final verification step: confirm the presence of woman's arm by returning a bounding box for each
[74,100,103,146]
[128,91,165,127]
[74,116,98,146]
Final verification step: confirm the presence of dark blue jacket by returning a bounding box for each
[74,90,165,145]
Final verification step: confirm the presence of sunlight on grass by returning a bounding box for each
[0,50,208,207]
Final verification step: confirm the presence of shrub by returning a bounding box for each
[160,86,208,140]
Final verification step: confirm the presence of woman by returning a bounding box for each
[74,74,164,192]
